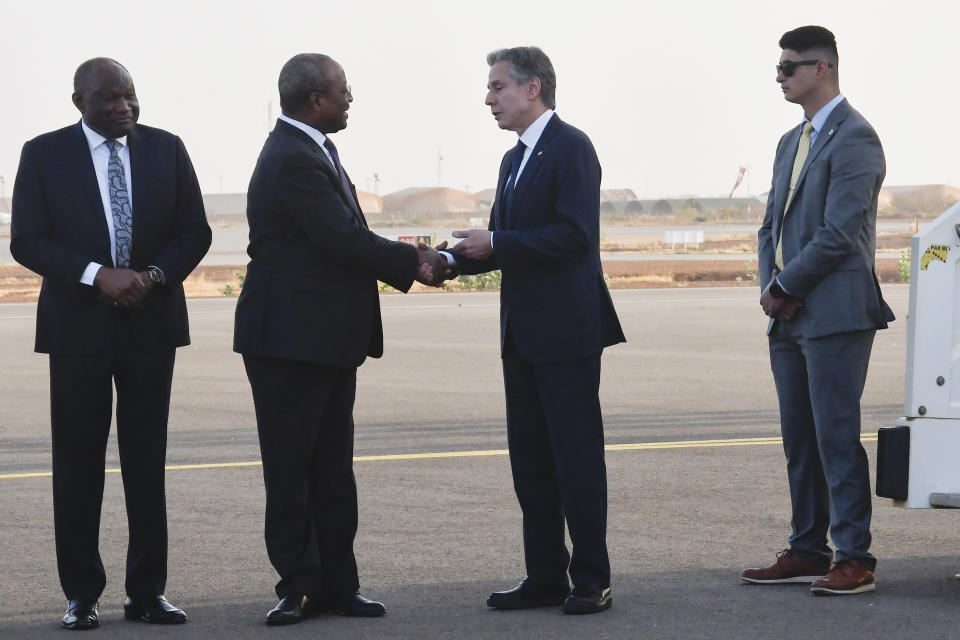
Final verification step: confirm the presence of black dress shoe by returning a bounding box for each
[266,594,307,625]
[123,595,187,624]
[562,586,612,614]
[62,599,99,630]
[487,577,570,610]
[320,591,386,617]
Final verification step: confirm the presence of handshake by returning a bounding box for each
[413,229,493,287]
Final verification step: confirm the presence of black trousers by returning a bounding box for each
[502,335,610,590]
[49,320,175,601]
[242,354,360,599]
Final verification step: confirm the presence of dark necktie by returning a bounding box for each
[323,137,361,215]
[502,140,527,219]
[105,139,133,268]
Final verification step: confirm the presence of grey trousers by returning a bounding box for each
[769,327,877,571]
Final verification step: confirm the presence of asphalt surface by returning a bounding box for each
[3,285,960,639]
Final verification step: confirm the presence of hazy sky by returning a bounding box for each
[1,0,957,200]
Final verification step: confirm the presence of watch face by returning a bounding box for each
[149,268,162,284]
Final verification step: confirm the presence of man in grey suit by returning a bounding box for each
[741,25,894,596]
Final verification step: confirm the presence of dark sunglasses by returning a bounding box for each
[776,59,834,77]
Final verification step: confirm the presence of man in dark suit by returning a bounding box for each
[741,26,894,596]
[10,58,211,629]
[233,53,446,626]
[449,46,625,615]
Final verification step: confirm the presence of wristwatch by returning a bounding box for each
[146,266,165,286]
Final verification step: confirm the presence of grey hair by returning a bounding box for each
[486,46,556,109]
[278,53,334,113]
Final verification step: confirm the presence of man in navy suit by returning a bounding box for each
[741,26,894,596]
[450,46,625,615]
[233,53,447,626]
[11,58,211,628]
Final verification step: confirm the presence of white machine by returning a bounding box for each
[877,201,960,508]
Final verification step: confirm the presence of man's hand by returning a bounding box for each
[451,229,492,260]
[760,268,800,322]
[416,242,453,287]
[94,267,152,307]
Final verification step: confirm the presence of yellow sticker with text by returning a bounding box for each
[921,245,950,270]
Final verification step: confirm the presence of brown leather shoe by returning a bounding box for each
[810,559,875,595]
[741,549,831,584]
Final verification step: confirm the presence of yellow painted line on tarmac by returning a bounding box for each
[0,434,878,481]
[354,449,510,462]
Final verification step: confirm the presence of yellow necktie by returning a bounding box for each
[775,121,815,269]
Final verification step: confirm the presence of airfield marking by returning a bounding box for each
[0,434,879,480]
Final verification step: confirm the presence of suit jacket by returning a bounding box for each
[10,122,211,355]
[758,100,894,339]
[233,119,418,368]
[455,114,624,363]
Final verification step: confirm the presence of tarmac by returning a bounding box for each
[2,285,960,639]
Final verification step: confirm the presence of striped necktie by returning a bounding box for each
[775,121,814,270]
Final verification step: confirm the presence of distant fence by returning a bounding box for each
[664,230,704,248]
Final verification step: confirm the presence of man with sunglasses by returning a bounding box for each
[742,26,894,595]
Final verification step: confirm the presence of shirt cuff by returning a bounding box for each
[440,251,457,266]
[80,262,102,286]
[775,276,790,296]
[490,232,494,250]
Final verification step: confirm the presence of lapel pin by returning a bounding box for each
[828,129,835,136]
[537,151,543,157]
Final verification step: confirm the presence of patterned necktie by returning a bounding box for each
[105,139,133,268]
[775,121,815,269]
[323,137,361,215]
[501,140,526,219]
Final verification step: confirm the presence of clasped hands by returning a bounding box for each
[760,268,800,322]
[415,241,457,287]
[415,229,493,286]
[94,267,156,308]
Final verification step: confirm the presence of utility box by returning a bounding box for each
[877,201,960,507]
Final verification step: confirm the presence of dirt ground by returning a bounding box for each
[0,258,905,303]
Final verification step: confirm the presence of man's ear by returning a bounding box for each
[71,92,85,114]
[527,77,542,101]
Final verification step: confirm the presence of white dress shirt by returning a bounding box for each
[805,93,845,147]
[277,114,337,169]
[79,121,133,285]
[512,108,554,186]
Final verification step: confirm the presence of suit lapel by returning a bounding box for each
[71,123,111,242]
[276,120,366,227]
[790,100,850,199]
[511,114,561,206]
[126,126,148,259]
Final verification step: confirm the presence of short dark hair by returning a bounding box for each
[779,26,838,62]
[74,57,128,93]
[486,46,556,110]
[278,53,333,113]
